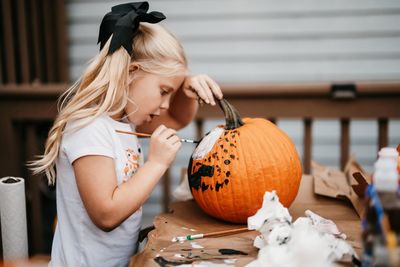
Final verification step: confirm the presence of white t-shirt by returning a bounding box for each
[49,114,144,267]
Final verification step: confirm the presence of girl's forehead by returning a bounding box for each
[159,75,185,91]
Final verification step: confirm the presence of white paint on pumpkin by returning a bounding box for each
[192,127,224,160]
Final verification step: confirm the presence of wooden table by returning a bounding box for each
[130,175,362,266]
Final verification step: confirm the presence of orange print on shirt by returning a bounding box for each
[123,148,140,182]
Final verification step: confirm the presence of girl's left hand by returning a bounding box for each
[181,74,223,106]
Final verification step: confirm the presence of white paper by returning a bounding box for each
[0,177,29,260]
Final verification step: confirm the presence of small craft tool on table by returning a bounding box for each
[171,227,253,242]
[115,130,199,144]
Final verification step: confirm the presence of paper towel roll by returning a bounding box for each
[0,177,28,261]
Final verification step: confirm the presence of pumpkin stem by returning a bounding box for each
[218,99,244,130]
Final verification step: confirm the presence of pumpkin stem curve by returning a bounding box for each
[218,99,244,130]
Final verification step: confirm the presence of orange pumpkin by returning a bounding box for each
[188,99,302,223]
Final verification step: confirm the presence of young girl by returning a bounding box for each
[30,2,222,266]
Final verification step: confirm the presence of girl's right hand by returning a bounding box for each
[148,125,182,168]
[181,74,223,106]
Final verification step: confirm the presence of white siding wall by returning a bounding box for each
[66,0,400,226]
[68,0,400,82]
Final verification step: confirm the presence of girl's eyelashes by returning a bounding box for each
[160,88,169,96]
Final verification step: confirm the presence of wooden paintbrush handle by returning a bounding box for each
[115,129,199,143]
[115,130,151,137]
[204,227,251,238]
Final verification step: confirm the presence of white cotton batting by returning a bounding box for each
[246,191,355,267]
[247,191,292,231]
[304,210,347,239]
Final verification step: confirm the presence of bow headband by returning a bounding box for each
[97,2,166,55]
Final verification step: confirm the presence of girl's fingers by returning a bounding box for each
[173,141,182,150]
[152,124,167,137]
[205,76,223,100]
[198,78,215,105]
[191,80,210,104]
[185,75,222,105]
[168,135,181,145]
[159,128,177,140]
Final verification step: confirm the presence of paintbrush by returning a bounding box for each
[115,130,199,144]
[171,227,252,242]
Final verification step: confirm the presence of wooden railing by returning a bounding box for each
[195,82,400,172]
[0,84,67,257]
[0,0,68,84]
[0,81,399,255]
[1,0,68,256]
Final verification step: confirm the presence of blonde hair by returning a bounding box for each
[29,23,187,185]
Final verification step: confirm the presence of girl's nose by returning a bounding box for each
[160,97,170,109]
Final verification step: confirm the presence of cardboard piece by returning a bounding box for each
[345,159,371,198]
[312,159,371,218]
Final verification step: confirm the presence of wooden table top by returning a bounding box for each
[130,175,362,266]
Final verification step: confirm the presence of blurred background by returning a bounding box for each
[0,0,399,257]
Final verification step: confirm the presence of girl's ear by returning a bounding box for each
[128,63,140,73]
[128,63,140,84]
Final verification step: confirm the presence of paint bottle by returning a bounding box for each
[374,157,398,193]
[362,148,400,266]
[378,147,399,177]
[373,156,400,231]
[372,155,400,266]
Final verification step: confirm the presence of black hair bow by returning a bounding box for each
[97,2,166,55]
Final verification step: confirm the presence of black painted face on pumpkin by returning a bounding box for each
[188,127,240,193]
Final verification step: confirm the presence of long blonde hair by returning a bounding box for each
[30,23,187,185]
